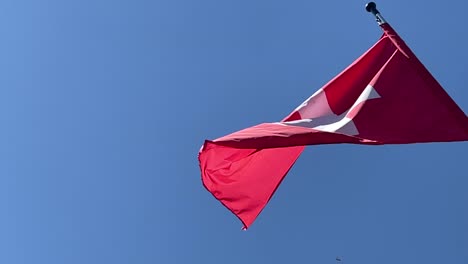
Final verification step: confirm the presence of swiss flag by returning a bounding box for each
[199,23,468,229]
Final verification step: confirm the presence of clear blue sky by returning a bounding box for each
[1,1,467,263]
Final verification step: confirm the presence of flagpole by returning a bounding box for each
[365,2,387,25]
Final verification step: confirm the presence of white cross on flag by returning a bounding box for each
[199,22,468,229]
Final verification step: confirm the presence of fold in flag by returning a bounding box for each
[199,22,468,229]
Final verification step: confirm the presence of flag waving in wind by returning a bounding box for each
[198,3,468,229]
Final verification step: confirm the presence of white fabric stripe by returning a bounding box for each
[295,88,334,119]
[348,84,380,114]
[281,85,381,136]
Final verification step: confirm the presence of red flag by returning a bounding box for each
[199,23,468,229]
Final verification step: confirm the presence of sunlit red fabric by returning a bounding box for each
[199,23,468,229]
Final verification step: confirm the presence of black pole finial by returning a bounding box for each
[365,2,378,15]
[365,2,387,25]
